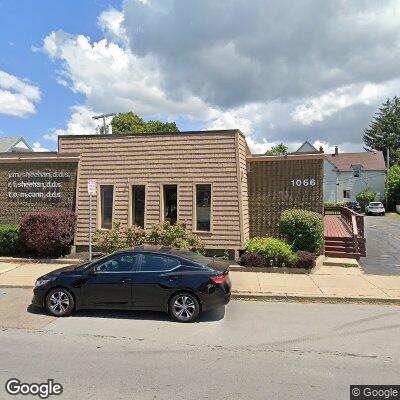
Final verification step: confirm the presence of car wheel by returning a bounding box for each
[169,292,200,323]
[382,212,385,216]
[45,288,74,317]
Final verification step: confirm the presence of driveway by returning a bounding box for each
[0,289,399,400]
[359,214,400,275]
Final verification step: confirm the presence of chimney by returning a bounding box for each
[334,146,338,156]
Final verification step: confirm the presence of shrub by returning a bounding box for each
[93,220,205,255]
[279,209,324,254]
[93,222,146,253]
[291,251,316,270]
[239,252,268,268]
[324,201,346,208]
[356,188,376,211]
[146,221,205,254]
[387,165,400,210]
[245,237,298,268]
[0,225,23,256]
[20,211,76,257]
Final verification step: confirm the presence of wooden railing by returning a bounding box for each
[340,207,364,237]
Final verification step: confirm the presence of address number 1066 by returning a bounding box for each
[291,179,316,187]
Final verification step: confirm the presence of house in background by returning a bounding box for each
[295,141,386,203]
[0,136,33,153]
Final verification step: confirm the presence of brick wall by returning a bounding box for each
[0,161,77,225]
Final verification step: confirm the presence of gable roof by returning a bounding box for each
[326,151,386,171]
[0,136,33,152]
[295,141,319,153]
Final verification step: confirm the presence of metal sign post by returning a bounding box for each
[87,179,96,261]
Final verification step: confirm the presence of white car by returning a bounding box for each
[366,202,385,216]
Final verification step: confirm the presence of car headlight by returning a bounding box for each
[35,277,56,287]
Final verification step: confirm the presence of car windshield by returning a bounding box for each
[370,202,382,206]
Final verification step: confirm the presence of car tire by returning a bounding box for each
[382,212,385,216]
[45,288,75,317]
[169,292,200,323]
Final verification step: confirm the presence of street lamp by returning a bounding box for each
[92,113,116,135]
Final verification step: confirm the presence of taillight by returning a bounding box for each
[210,274,229,284]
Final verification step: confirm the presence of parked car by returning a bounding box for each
[345,201,362,213]
[365,202,385,216]
[32,245,231,322]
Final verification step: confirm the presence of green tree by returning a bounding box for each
[265,143,288,156]
[356,187,376,211]
[110,112,179,135]
[387,164,400,209]
[364,97,400,166]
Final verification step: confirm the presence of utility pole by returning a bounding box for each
[92,113,116,134]
[386,147,390,207]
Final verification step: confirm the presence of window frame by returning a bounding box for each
[128,183,147,228]
[136,252,182,273]
[91,252,140,273]
[97,183,115,230]
[160,183,179,224]
[193,182,213,233]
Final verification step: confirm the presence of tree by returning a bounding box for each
[356,187,376,211]
[265,143,288,156]
[110,112,179,135]
[387,165,400,209]
[364,97,400,166]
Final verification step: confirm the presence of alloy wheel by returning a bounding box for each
[173,295,196,321]
[49,291,70,315]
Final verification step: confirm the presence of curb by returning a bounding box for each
[0,257,82,265]
[0,285,34,289]
[231,292,400,306]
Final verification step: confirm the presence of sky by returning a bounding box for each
[1,0,400,153]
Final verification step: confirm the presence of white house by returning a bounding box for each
[0,136,33,152]
[295,142,387,203]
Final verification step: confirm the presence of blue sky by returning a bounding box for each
[1,1,400,153]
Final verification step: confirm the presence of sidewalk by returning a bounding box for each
[1,259,400,304]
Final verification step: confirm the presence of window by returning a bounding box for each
[131,185,146,228]
[353,169,360,178]
[94,253,138,272]
[163,185,178,224]
[195,184,212,232]
[100,185,114,229]
[138,253,180,272]
[343,190,351,199]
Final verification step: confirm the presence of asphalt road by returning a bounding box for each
[359,215,400,275]
[0,288,399,400]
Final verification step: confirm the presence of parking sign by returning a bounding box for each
[87,179,96,195]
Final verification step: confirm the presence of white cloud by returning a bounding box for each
[98,8,128,43]
[32,142,50,152]
[0,70,41,117]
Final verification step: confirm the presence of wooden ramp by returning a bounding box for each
[324,215,365,259]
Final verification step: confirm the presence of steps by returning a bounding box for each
[324,237,361,260]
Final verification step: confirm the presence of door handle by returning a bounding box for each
[121,278,132,284]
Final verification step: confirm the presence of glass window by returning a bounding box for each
[132,185,145,228]
[94,253,138,272]
[139,253,180,272]
[196,184,211,231]
[100,185,114,229]
[343,190,351,199]
[163,185,178,224]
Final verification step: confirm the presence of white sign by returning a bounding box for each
[291,178,316,187]
[88,179,97,195]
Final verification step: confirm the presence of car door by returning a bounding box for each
[132,253,182,309]
[80,253,139,308]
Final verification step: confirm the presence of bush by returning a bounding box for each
[94,221,205,255]
[239,252,268,268]
[0,225,23,256]
[291,251,316,270]
[245,237,298,268]
[356,188,376,211]
[279,209,324,254]
[146,221,205,254]
[387,165,400,210]
[20,211,76,257]
[324,201,346,208]
[93,222,146,253]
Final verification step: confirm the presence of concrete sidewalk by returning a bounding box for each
[1,259,400,303]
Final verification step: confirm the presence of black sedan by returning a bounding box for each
[32,245,231,322]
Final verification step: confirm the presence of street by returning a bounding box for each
[0,288,399,400]
[360,215,400,275]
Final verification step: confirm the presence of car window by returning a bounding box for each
[94,254,139,273]
[138,253,180,272]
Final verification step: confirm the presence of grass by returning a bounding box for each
[386,212,400,218]
[341,263,357,268]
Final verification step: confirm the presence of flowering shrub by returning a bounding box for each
[93,221,205,254]
[20,211,76,257]
[93,222,146,253]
